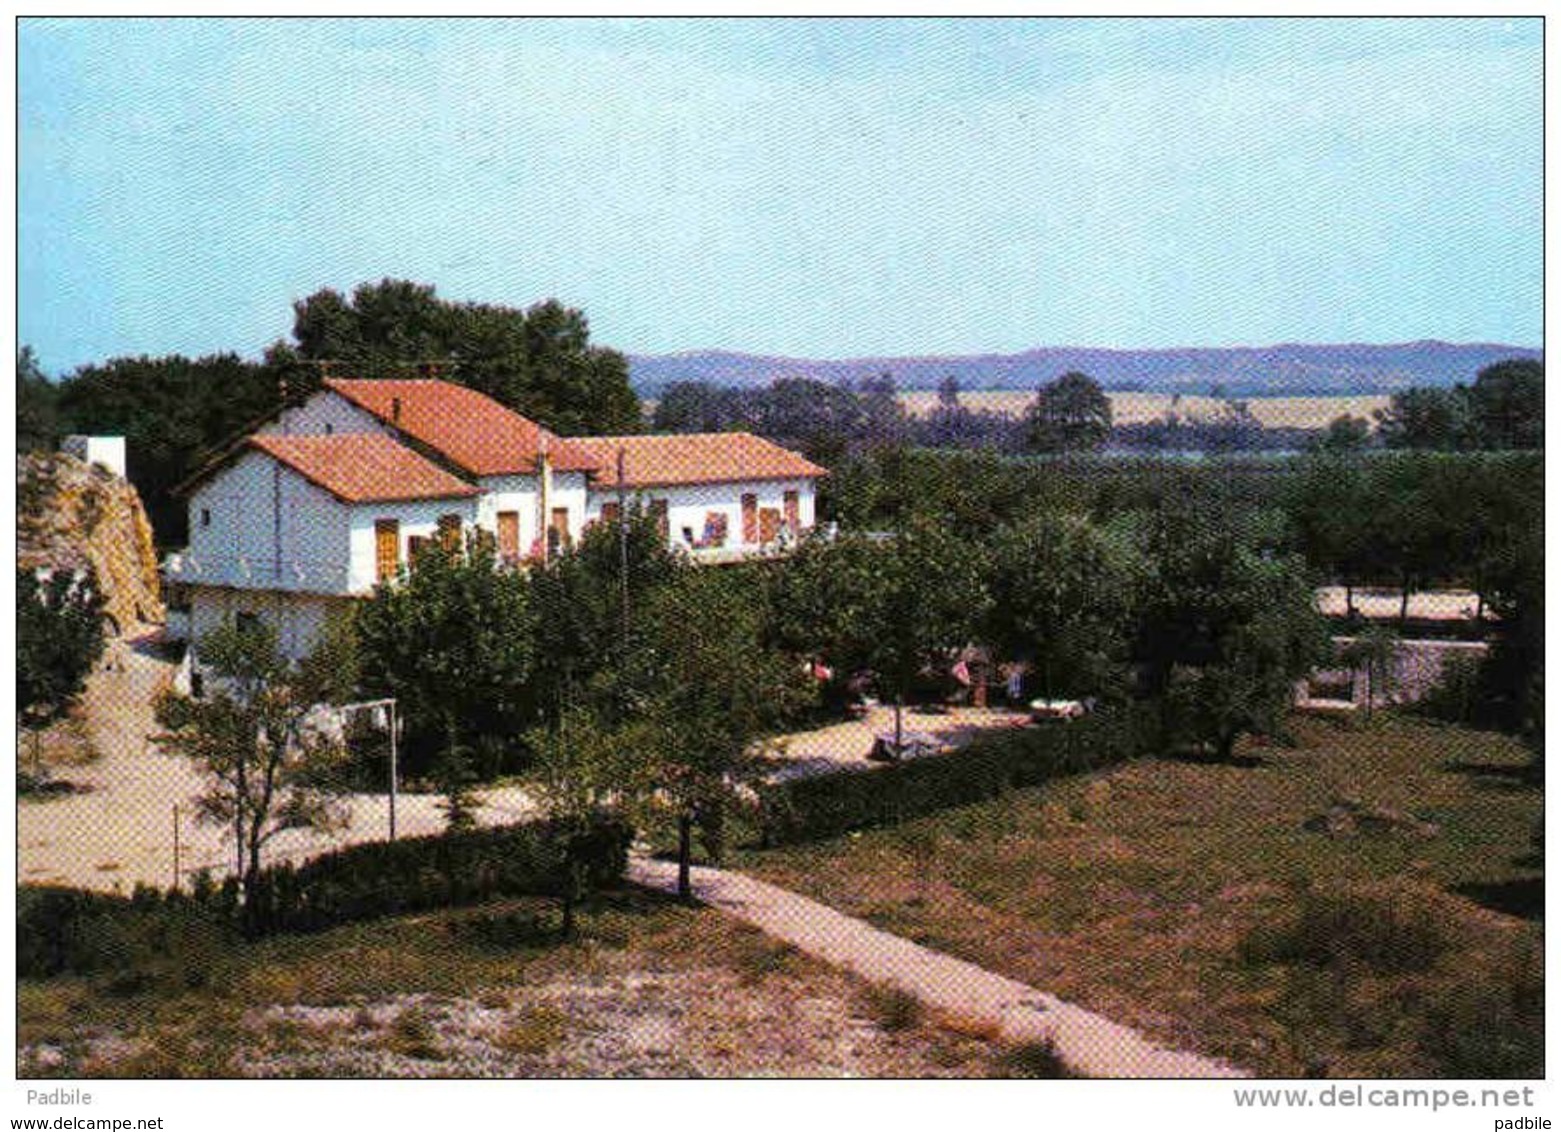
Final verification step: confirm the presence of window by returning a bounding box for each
[741,493,759,544]
[438,514,462,551]
[200,508,211,528]
[701,511,728,548]
[375,519,401,582]
[324,423,334,435]
[235,611,260,636]
[407,535,428,564]
[784,490,800,532]
[497,511,520,559]
[549,508,572,551]
[650,499,669,541]
[600,501,621,526]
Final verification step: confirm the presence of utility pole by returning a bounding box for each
[617,446,630,647]
[172,804,181,893]
[338,697,399,841]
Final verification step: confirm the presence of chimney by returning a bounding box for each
[391,397,402,424]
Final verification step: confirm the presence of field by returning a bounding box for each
[18,887,1017,1078]
[737,714,1542,1078]
[899,390,1391,431]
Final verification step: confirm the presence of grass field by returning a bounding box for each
[17,887,1013,1078]
[898,390,1390,431]
[737,714,1542,1078]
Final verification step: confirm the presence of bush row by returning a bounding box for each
[18,817,632,979]
[756,707,1148,846]
[240,817,632,935]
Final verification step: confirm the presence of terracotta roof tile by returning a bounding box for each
[247,433,481,504]
[571,432,827,490]
[324,378,599,476]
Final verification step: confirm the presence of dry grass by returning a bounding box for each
[741,715,1542,1077]
[19,887,1007,1078]
[898,390,1390,431]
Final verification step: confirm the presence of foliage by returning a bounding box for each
[153,618,356,929]
[1310,413,1372,454]
[355,532,536,779]
[18,346,63,453]
[1137,508,1330,759]
[985,513,1147,700]
[17,885,234,987]
[55,351,288,544]
[1024,371,1112,453]
[18,566,107,727]
[757,708,1144,846]
[1469,358,1543,451]
[291,279,642,435]
[237,818,631,936]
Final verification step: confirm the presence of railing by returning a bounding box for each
[161,551,355,594]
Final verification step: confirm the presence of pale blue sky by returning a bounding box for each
[19,17,1543,376]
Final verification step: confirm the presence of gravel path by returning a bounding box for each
[627,855,1247,1079]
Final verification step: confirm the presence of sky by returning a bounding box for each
[18,16,1544,376]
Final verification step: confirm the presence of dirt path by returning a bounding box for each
[17,627,536,893]
[626,855,1245,1079]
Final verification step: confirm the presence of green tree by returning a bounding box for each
[633,567,810,897]
[1025,371,1113,453]
[18,347,63,453]
[1469,358,1543,451]
[1138,510,1329,760]
[770,520,990,748]
[291,280,643,436]
[153,618,356,931]
[986,513,1146,701]
[354,533,537,782]
[1311,414,1372,454]
[650,381,742,433]
[18,567,107,773]
[1375,386,1475,451]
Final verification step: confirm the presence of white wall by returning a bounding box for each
[184,450,353,592]
[263,390,389,438]
[188,586,355,664]
[584,477,816,550]
[346,497,481,592]
[62,435,127,479]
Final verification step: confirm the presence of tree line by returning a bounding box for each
[18,280,644,546]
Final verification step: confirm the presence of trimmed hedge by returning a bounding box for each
[757,707,1147,846]
[243,817,632,935]
[18,818,632,978]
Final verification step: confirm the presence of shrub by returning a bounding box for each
[17,885,233,986]
[757,707,1144,845]
[238,817,633,936]
[1417,652,1487,726]
[1240,881,1463,976]
[860,982,923,1032]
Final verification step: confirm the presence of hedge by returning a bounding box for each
[756,707,1148,846]
[242,817,633,935]
[18,817,632,978]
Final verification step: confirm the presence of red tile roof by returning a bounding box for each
[247,433,481,504]
[571,432,827,490]
[324,379,599,476]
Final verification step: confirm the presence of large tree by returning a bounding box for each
[1375,386,1476,451]
[291,280,642,435]
[154,617,356,930]
[1025,371,1113,453]
[18,567,107,767]
[18,347,63,454]
[986,513,1147,701]
[769,520,989,747]
[1137,509,1329,760]
[354,533,537,782]
[1469,358,1543,451]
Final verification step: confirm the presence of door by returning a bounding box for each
[783,490,800,533]
[759,508,781,544]
[497,511,520,560]
[550,507,572,551]
[599,501,621,527]
[741,493,758,544]
[437,514,462,551]
[375,519,400,582]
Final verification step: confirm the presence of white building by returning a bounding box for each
[167,379,826,666]
[62,435,128,479]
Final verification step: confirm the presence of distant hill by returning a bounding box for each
[629,341,1542,398]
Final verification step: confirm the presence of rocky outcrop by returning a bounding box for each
[17,451,164,633]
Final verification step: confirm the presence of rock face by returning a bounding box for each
[17,451,164,632]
